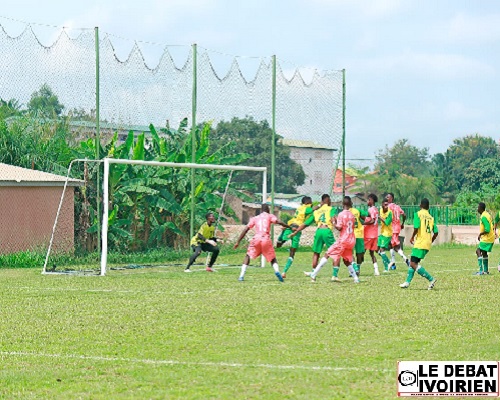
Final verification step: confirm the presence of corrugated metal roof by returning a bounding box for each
[0,163,84,187]
[281,138,336,151]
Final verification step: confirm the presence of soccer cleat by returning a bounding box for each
[303,271,312,277]
[383,270,389,274]
[331,276,341,283]
[275,271,284,282]
[353,277,360,284]
[238,276,244,281]
[374,267,380,276]
[389,262,396,270]
[310,275,317,282]
[399,282,410,288]
[184,269,192,273]
[483,271,490,275]
[405,258,410,267]
[281,272,286,279]
[474,271,484,275]
[206,267,215,272]
[428,279,437,290]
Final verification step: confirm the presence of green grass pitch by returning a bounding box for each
[0,246,499,399]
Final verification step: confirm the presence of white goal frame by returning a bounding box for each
[100,158,268,276]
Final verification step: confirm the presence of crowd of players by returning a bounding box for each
[185,194,500,289]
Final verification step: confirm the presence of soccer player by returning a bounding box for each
[233,204,290,282]
[289,194,336,273]
[276,196,313,278]
[305,196,358,283]
[349,204,369,276]
[363,193,380,276]
[400,198,438,290]
[386,193,407,269]
[378,199,393,272]
[495,210,500,272]
[475,202,495,275]
[185,212,220,272]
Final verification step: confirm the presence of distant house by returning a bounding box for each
[282,139,337,195]
[333,167,360,194]
[0,163,83,254]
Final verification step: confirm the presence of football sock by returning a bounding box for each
[405,267,415,284]
[283,257,294,273]
[239,264,248,278]
[347,264,356,278]
[390,249,396,263]
[352,262,359,272]
[380,252,390,270]
[416,265,433,281]
[272,263,280,273]
[477,257,483,273]
[397,249,407,260]
[311,257,328,278]
[483,257,489,273]
[332,266,340,277]
[373,262,379,270]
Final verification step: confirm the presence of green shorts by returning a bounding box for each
[277,228,301,249]
[410,248,429,261]
[312,228,335,254]
[354,238,365,254]
[478,242,494,253]
[377,235,391,249]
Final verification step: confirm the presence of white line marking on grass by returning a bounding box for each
[0,351,391,373]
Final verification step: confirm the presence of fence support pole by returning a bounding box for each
[190,43,198,239]
[271,55,277,240]
[95,26,101,257]
[342,68,346,199]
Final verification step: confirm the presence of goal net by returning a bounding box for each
[44,158,267,276]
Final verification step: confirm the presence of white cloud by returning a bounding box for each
[355,51,494,80]
[447,12,500,44]
[307,0,407,18]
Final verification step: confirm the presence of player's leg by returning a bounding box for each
[185,245,202,271]
[201,242,220,271]
[377,235,391,271]
[306,252,329,281]
[477,243,493,274]
[353,239,365,275]
[283,232,300,277]
[262,239,283,282]
[400,255,418,288]
[238,254,251,281]
[475,246,484,275]
[343,248,359,283]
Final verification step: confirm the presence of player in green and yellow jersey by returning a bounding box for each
[290,194,336,274]
[349,206,368,276]
[276,196,313,278]
[378,199,393,272]
[475,202,495,275]
[400,198,438,290]
[494,210,500,272]
[185,212,220,272]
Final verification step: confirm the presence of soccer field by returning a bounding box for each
[1,246,499,399]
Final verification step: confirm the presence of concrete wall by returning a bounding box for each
[290,147,335,195]
[0,186,74,253]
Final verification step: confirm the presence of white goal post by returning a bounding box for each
[100,158,268,276]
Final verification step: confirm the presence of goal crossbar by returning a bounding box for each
[101,158,268,275]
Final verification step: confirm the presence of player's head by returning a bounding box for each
[302,196,312,205]
[261,203,270,213]
[321,193,331,206]
[343,196,352,209]
[367,193,378,206]
[382,198,389,211]
[386,193,395,203]
[477,202,486,213]
[205,212,216,224]
[420,198,430,210]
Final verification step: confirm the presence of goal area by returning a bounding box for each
[43,158,267,276]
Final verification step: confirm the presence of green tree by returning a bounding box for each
[210,117,305,193]
[437,134,499,192]
[375,139,432,178]
[0,98,22,119]
[27,84,64,117]
[463,157,500,191]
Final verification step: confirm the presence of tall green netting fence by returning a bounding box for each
[0,22,344,271]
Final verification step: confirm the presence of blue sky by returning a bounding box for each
[2,0,499,165]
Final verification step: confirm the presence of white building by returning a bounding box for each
[281,139,338,195]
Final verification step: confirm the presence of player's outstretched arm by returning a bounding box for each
[289,223,307,237]
[233,227,250,249]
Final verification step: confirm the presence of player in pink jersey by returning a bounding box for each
[305,196,359,283]
[363,193,381,276]
[387,193,409,269]
[233,204,291,282]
